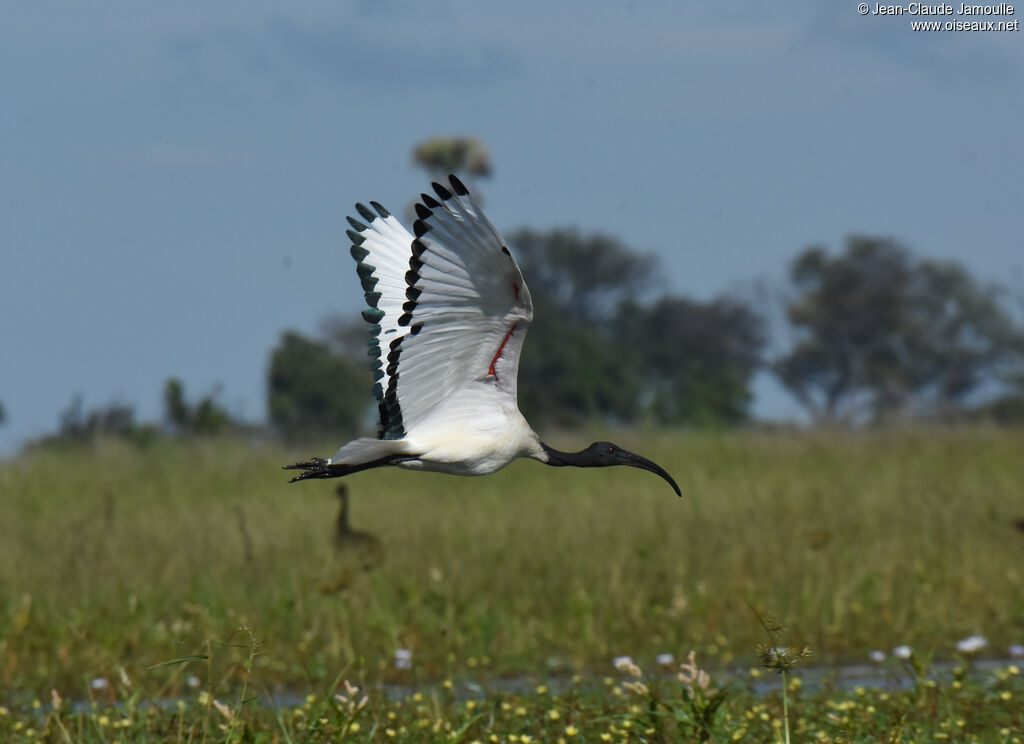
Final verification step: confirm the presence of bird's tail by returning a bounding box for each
[330,437,408,465]
[285,438,408,483]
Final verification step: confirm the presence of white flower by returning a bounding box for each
[613,656,642,677]
[90,678,109,690]
[956,635,987,654]
[187,676,201,689]
[394,649,413,670]
[893,645,913,660]
[869,650,886,663]
[656,653,675,666]
[1008,644,1024,659]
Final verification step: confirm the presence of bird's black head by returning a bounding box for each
[543,440,682,497]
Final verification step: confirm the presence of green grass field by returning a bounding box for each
[2,428,1023,741]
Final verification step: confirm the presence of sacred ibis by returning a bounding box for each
[285,175,681,497]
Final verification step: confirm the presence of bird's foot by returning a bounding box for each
[284,457,331,482]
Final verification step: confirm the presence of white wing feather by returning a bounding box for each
[344,176,534,450]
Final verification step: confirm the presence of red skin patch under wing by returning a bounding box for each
[488,325,517,378]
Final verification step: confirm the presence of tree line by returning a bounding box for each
[14,138,1024,448]
[18,228,1023,451]
[265,228,1024,441]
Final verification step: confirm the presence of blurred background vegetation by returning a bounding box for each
[9,137,1023,453]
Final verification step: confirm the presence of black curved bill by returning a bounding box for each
[619,450,682,497]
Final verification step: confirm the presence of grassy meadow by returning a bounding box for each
[2,427,1024,741]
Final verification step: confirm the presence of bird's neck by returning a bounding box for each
[539,442,583,467]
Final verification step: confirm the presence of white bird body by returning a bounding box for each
[286,175,681,497]
[330,404,543,476]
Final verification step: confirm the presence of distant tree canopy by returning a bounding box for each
[509,228,764,427]
[616,297,765,425]
[25,394,156,448]
[412,136,492,179]
[163,378,231,436]
[508,228,658,322]
[774,236,1023,423]
[267,331,369,441]
[0,400,5,426]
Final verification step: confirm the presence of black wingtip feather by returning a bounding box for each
[369,201,390,218]
[449,174,469,196]
[421,193,441,209]
[347,216,368,232]
[347,229,366,247]
[414,203,432,220]
[355,203,376,222]
[432,181,453,201]
[413,220,428,238]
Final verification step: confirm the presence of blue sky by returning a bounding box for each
[2,2,1022,453]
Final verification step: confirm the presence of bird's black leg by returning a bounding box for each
[284,454,409,483]
[284,458,335,482]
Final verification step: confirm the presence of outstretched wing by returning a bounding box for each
[347,175,533,440]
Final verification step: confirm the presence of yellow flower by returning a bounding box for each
[350,722,360,732]
[547,709,560,720]
[565,724,579,736]
[385,728,396,737]
[536,684,548,695]
[1000,691,1012,701]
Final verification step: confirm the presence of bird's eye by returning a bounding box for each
[607,446,614,453]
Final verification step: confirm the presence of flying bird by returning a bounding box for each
[285,175,681,496]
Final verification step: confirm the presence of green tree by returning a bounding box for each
[775,236,1023,422]
[508,227,762,426]
[516,300,641,427]
[267,331,369,441]
[509,228,657,322]
[35,394,149,446]
[508,228,657,426]
[162,378,231,436]
[0,400,5,426]
[617,297,765,425]
[412,136,492,179]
